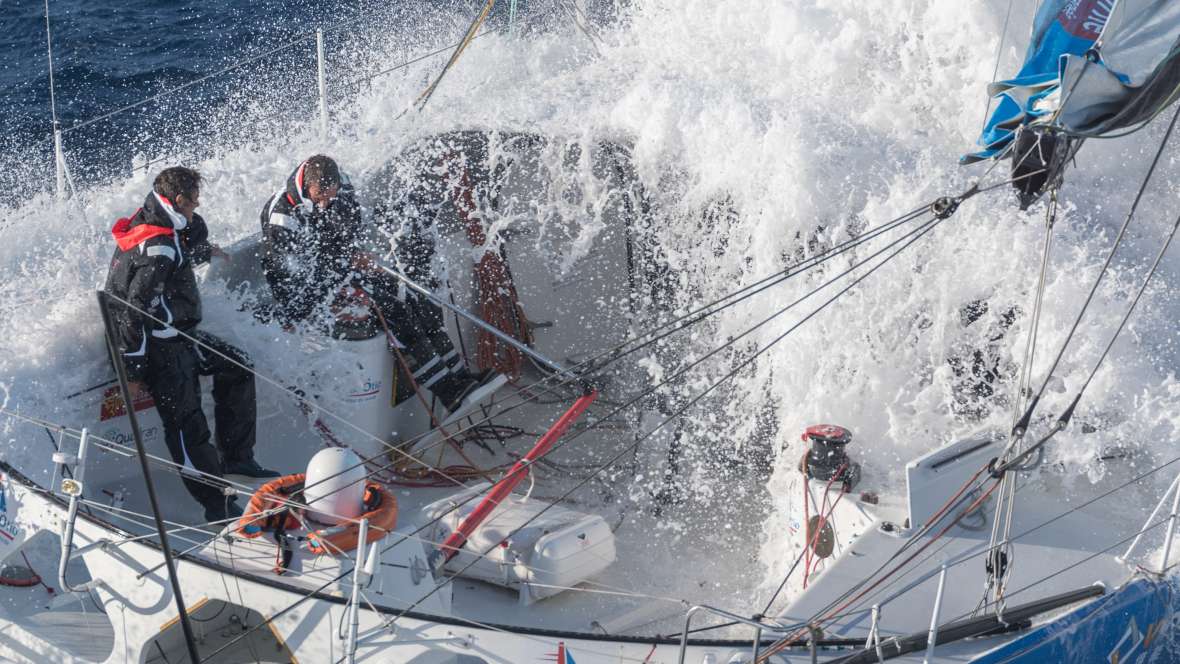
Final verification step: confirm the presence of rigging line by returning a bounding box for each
[995,205,1180,476]
[768,445,1180,633]
[971,164,1050,197]
[79,496,251,540]
[74,194,941,565]
[98,291,468,490]
[1002,103,1180,449]
[776,464,994,634]
[561,1,603,55]
[149,206,945,573]
[91,193,941,511]
[96,290,614,501]
[208,562,663,664]
[223,428,1180,663]
[5,404,431,542]
[978,0,1018,135]
[759,478,1004,661]
[61,33,319,136]
[987,188,1059,609]
[334,27,501,93]
[211,538,266,664]
[413,0,497,112]
[508,0,519,35]
[383,212,954,626]
[569,0,603,43]
[581,205,936,375]
[1062,208,1180,414]
[945,515,1172,635]
[825,450,1180,628]
[0,408,259,497]
[1012,189,1057,423]
[77,501,222,552]
[86,197,936,513]
[760,469,858,615]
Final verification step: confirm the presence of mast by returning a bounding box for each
[96,291,202,663]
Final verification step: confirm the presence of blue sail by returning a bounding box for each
[962,1,1114,163]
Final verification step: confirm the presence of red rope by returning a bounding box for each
[760,472,1001,661]
[452,156,533,380]
[801,460,849,589]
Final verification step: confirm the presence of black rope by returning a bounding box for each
[1003,104,1180,446]
[92,191,939,517]
[995,204,1180,476]
[383,210,953,624]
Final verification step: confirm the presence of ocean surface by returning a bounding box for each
[0,0,565,192]
[2,0,1180,658]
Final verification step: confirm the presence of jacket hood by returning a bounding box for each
[284,162,315,214]
[143,191,189,230]
[111,192,188,251]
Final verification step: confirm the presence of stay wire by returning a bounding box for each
[381,209,953,626]
[986,188,1059,611]
[996,202,1180,477]
[80,193,938,518]
[82,203,943,573]
[43,0,59,129]
[181,203,957,660]
[581,205,935,375]
[1000,103,1180,452]
[978,0,1017,135]
[834,449,1180,633]
[757,450,1180,637]
[413,0,496,112]
[61,34,319,136]
[368,211,947,586]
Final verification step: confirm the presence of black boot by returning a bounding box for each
[432,371,483,413]
[223,458,280,479]
[204,497,244,525]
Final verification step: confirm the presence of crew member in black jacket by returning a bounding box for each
[104,167,277,523]
[259,155,489,412]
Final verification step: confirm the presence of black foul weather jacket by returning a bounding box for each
[259,161,364,323]
[103,191,213,380]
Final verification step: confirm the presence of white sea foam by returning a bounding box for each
[1,0,1178,619]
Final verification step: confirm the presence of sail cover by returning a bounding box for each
[963,0,1113,163]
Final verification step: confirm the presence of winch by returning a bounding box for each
[802,424,861,491]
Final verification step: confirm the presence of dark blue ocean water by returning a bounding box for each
[0,0,561,193]
[2,1,367,173]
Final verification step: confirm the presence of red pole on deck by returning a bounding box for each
[436,390,598,565]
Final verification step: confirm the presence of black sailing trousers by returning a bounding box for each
[143,330,256,509]
[360,273,464,393]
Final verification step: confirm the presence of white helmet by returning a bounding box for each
[303,448,367,526]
